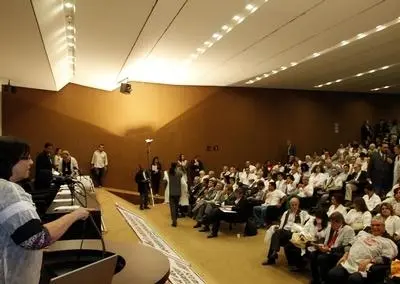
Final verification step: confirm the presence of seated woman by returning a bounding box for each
[379,202,400,242]
[284,210,329,271]
[363,184,381,212]
[327,193,348,217]
[58,150,79,177]
[344,197,372,232]
[383,188,400,216]
[262,197,309,266]
[0,137,89,284]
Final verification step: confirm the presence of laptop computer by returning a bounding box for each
[50,254,117,284]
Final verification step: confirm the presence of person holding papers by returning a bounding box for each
[205,188,249,238]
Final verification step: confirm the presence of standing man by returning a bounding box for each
[35,142,54,189]
[393,145,400,187]
[287,140,296,161]
[91,144,108,188]
[167,162,183,227]
[368,142,394,196]
[135,165,150,210]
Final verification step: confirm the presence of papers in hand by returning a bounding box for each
[219,206,236,213]
[54,205,80,211]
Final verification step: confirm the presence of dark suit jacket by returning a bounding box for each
[348,170,368,190]
[361,124,373,142]
[231,197,250,220]
[35,151,53,189]
[368,151,393,188]
[135,170,150,193]
[288,144,296,156]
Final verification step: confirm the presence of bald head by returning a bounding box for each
[289,197,300,212]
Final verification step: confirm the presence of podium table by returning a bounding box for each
[45,240,170,284]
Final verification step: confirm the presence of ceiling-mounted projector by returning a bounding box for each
[120,83,132,95]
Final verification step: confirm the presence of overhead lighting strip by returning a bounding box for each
[63,0,76,77]
[188,0,270,62]
[245,15,400,85]
[371,84,398,92]
[314,63,398,88]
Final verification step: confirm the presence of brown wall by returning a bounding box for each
[2,83,399,191]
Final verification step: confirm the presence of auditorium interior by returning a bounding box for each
[1,0,400,284]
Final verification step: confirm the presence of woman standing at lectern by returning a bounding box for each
[0,137,90,284]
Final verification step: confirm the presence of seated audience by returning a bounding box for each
[310,212,355,284]
[247,180,266,206]
[345,163,367,203]
[276,173,287,193]
[262,197,309,265]
[327,193,348,217]
[204,188,249,238]
[327,216,398,283]
[253,182,286,227]
[363,184,382,212]
[379,203,400,241]
[58,150,79,177]
[284,210,329,271]
[344,197,372,231]
[383,188,400,216]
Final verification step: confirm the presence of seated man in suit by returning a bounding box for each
[262,197,309,266]
[345,163,367,204]
[310,212,355,284]
[328,216,398,284]
[205,187,249,238]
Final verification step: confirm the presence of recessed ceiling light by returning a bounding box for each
[356,73,364,77]
[271,70,278,74]
[326,82,332,85]
[368,69,376,74]
[263,73,270,78]
[233,15,241,21]
[383,86,390,89]
[64,2,74,8]
[376,25,386,31]
[221,25,229,31]
[246,80,254,84]
[256,76,262,81]
[313,52,320,58]
[290,62,298,66]
[341,40,349,46]
[212,33,221,39]
[335,79,342,83]
[245,4,255,10]
[357,33,367,39]
[315,85,323,88]
[280,66,287,70]
[371,88,378,91]
[380,65,390,70]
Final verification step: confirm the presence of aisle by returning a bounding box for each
[96,189,309,284]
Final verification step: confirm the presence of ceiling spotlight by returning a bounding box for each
[326,82,332,85]
[290,62,298,66]
[383,86,390,89]
[64,2,74,8]
[263,73,270,78]
[245,4,254,10]
[313,52,320,58]
[221,25,230,31]
[271,70,278,74]
[380,65,390,70]
[233,15,241,21]
[255,76,262,81]
[315,85,323,88]
[341,40,349,46]
[335,79,342,83]
[371,88,378,91]
[368,69,376,74]
[357,33,367,39]
[280,66,287,70]
[212,33,221,39]
[356,73,364,77]
[376,25,386,31]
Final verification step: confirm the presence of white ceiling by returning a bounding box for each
[0,0,399,93]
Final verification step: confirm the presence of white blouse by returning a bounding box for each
[344,209,372,230]
[327,204,348,217]
[384,215,400,237]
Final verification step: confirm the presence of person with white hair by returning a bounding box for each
[327,216,398,283]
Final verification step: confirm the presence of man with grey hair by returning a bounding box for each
[327,216,398,283]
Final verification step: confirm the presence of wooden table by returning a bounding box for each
[47,240,170,284]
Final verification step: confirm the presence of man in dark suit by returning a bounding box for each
[35,142,54,189]
[345,163,368,203]
[135,165,150,210]
[361,120,374,146]
[368,142,394,196]
[188,155,204,185]
[205,187,249,238]
[287,140,296,161]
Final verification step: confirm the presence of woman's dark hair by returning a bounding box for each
[312,165,325,173]
[178,154,184,161]
[380,202,394,216]
[152,156,159,164]
[0,137,30,180]
[332,193,344,205]
[169,162,177,175]
[55,147,61,154]
[353,197,368,213]
[314,210,329,229]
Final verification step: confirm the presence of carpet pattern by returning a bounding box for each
[116,203,205,284]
